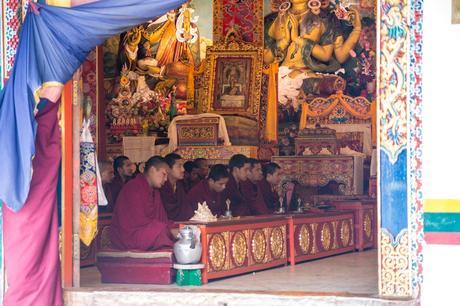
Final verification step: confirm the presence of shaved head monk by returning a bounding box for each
[160,153,193,221]
[194,158,209,180]
[241,159,271,215]
[107,155,134,210]
[222,154,251,216]
[258,162,282,210]
[187,164,229,216]
[183,161,200,192]
[110,156,175,251]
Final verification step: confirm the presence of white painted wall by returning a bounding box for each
[421,1,460,305]
[423,0,460,199]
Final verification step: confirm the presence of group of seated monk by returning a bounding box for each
[99,153,283,251]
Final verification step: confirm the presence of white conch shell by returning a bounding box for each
[190,201,217,222]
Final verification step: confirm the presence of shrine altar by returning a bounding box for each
[287,211,355,265]
[175,145,259,164]
[272,156,364,195]
[180,216,288,283]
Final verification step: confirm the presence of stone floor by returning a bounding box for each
[66,250,416,306]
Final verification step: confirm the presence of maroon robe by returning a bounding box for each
[183,177,201,193]
[106,176,124,211]
[99,182,114,213]
[187,180,225,216]
[240,180,271,215]
[258,179,279,210]
[3,101,62,306]
[110,174,174,251]
[222,175,251,216]
[159,180,193,221]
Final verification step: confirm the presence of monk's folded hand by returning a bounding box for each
[170,228,180,240]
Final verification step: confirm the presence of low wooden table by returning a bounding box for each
[327,200,377,251]
[180,216,288,283]
[287,211,355,265]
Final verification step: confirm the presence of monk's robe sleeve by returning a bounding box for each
[258,179,279,210]
[110,175,174,251]
[222,176,251,217]
[160,181,193,221]
[187,180,225,217]
[241,181,271,216]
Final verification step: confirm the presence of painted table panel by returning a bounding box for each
[287,211,355,265]
[181,216,288,283]
[328,200,377,251]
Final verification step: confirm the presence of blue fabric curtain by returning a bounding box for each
[0,0,185,212]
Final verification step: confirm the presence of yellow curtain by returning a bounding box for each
[263,63,279,142]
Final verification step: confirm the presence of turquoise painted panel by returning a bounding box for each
[424,213,460,233]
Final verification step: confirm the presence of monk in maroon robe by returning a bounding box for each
[258,162,282,210]
[160,153,193,221]
[183,161,200,192]
[106,155,134,211]
[187,164,229,216]
[110,156,175,251]
[222,154,251,216]
[194,158,209,180]
[241,159,271,215]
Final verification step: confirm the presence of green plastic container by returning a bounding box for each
[175,269,202,286]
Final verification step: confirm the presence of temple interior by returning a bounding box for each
[73,0,382,304]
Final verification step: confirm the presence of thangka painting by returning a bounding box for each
[263,0,376,150]
[453,0,460,23]
[212,57,252,111]
[213,0,264,45]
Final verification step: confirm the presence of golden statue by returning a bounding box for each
[264,0,362,78]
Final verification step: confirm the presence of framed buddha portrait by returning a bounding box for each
[454,0,460,23]
[202,39,263,118]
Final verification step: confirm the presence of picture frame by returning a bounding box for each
[202,36,263,118]
[453,0,460,24]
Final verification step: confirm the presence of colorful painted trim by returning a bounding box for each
[408,0,424,294]
[424,199,460,213]
[424,213,460,232]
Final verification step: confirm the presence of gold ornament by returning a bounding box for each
[270,227,284,259]
[209,234,226,271]
[380,230,410,296]
[298,225,311,254]
[120,75,129,87]
[231,232,247,267]
[364,212,372,241]
[321,223,332,251]
[341,219,352,247]
[251,230,266,263]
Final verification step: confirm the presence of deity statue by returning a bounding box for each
[264,0,362,101]
[120,3,200,100]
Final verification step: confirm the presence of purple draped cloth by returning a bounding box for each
[3,101,62,306]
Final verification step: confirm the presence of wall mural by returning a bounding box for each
[263,0,377,155]
[102,0,211,153]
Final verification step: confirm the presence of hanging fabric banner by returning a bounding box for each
[80,120,99,246]
[0,0,186,212]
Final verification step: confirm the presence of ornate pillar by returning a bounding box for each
[378,0,424,297]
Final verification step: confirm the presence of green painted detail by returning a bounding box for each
[175,269,202,286]
[424,213,460,232]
